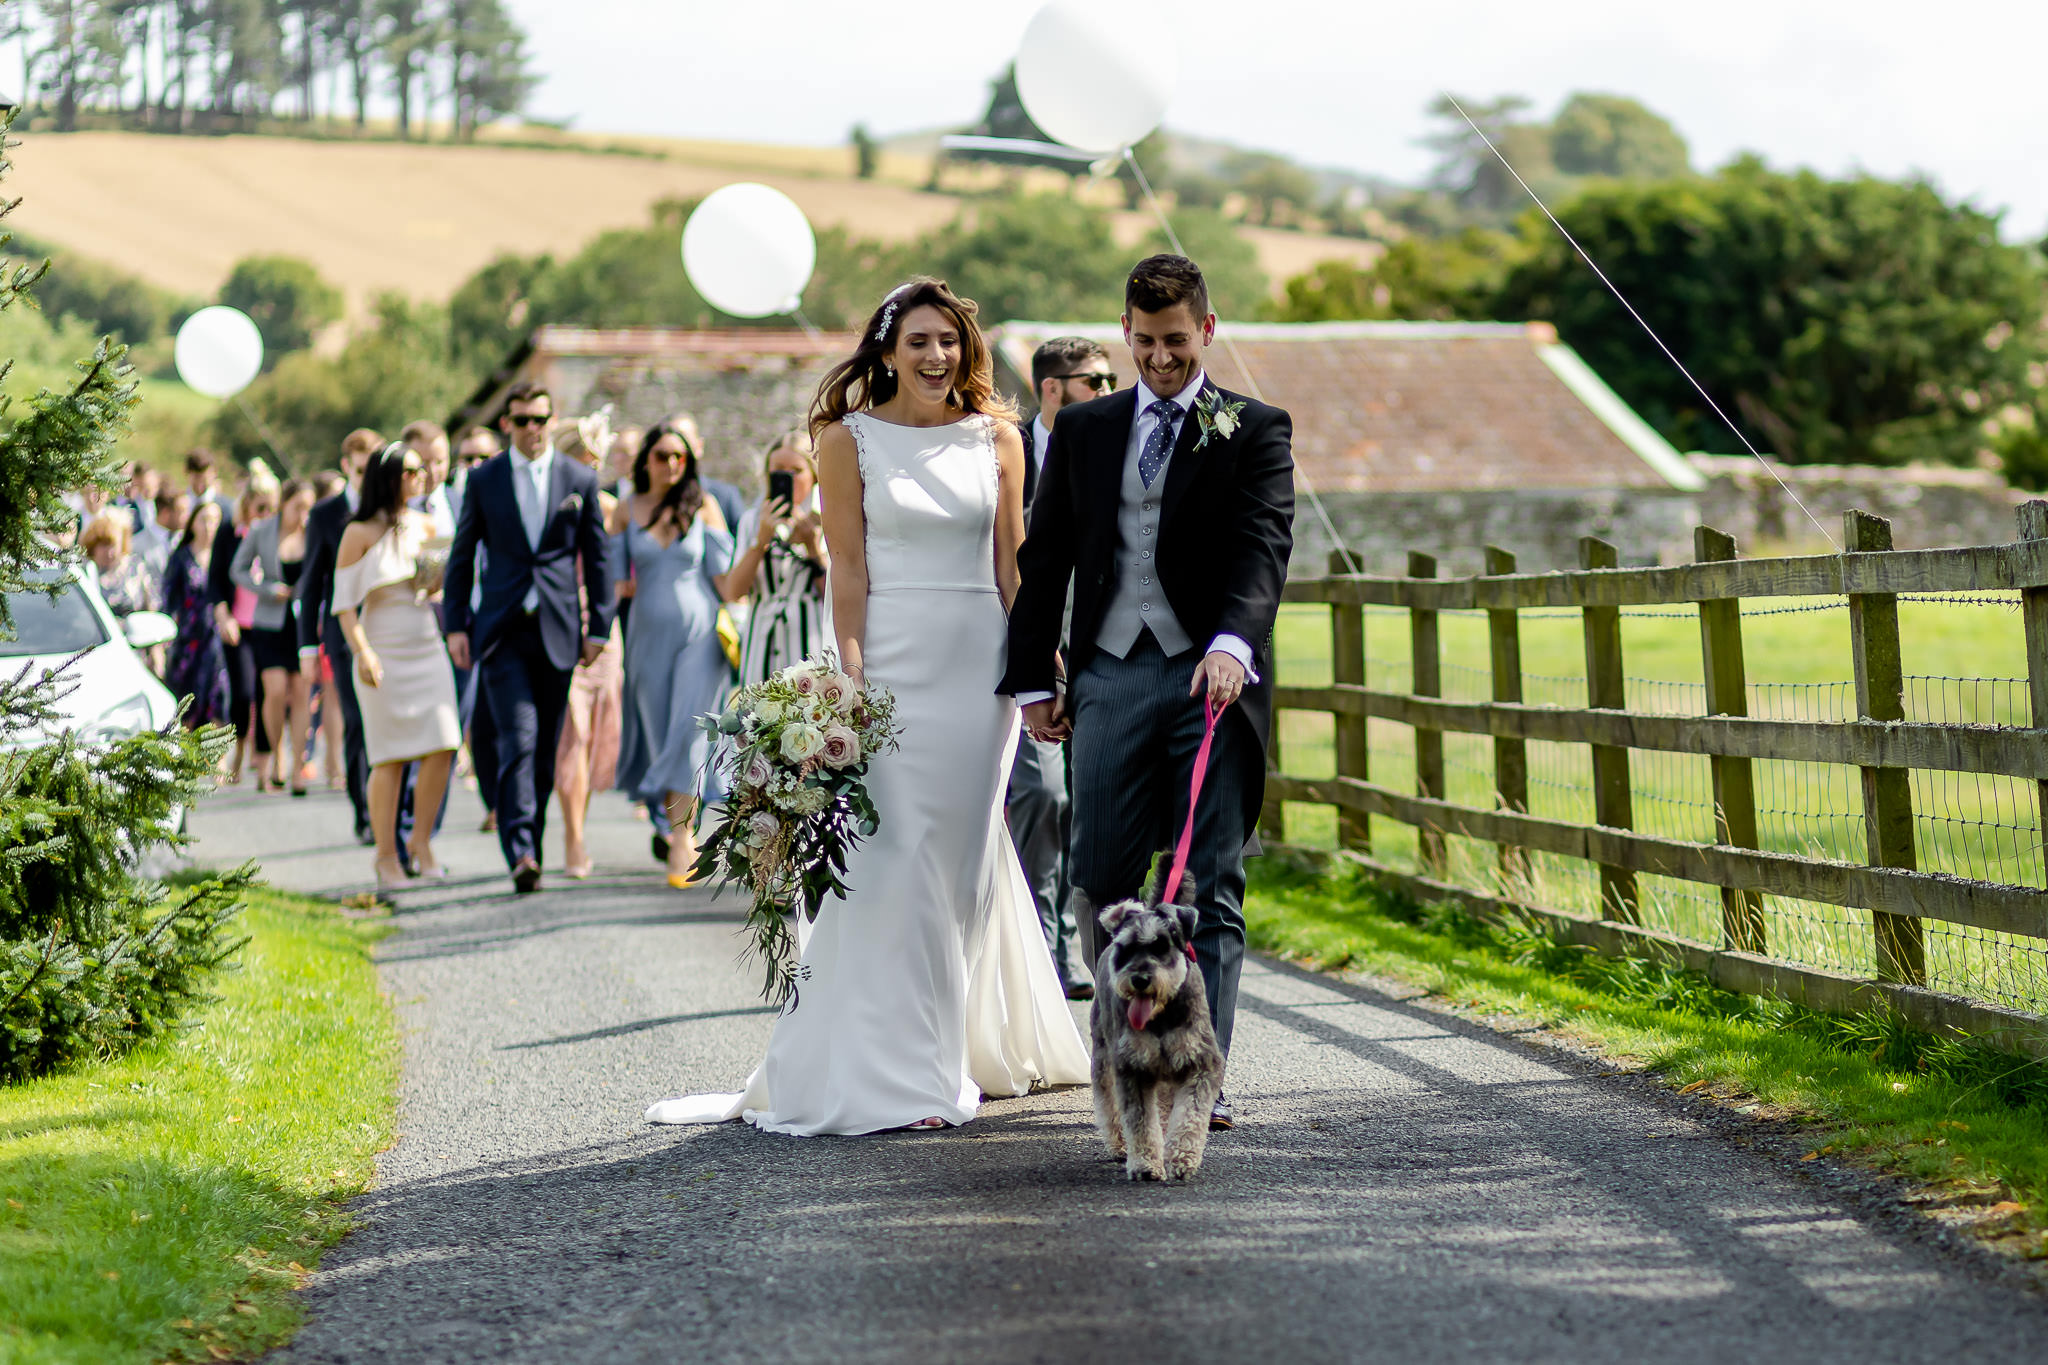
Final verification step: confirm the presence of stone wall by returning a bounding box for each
[539,352,835,495]
[1689,456,2027,554]
[1296,487,1700,576]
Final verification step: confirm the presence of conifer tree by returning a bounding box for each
[0,114,251,1084]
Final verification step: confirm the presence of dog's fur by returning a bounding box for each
[1080,875,1225,1181]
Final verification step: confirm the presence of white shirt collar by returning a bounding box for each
[1031,414,1053,464]
[511,444,554,474]
[1134,372,1206,417]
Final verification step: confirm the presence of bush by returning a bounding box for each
[219,255,344,363]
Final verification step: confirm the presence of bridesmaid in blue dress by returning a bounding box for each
[611,423,736,887]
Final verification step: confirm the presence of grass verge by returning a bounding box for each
[1246,855,2048,1261]
[0,884,396,1363]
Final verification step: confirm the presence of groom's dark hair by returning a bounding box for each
[1125,255,1210,323]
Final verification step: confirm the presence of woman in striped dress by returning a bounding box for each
[716,431,830,685]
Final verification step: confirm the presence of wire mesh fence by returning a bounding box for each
[1270,537,2048,1027]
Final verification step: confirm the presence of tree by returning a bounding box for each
[1223,151,1318,228]
[1549,93,1689,180]
[1141,207,1268,320]
[945,62,1078,179]
[922,192,1127,326]
[1496,160,2045,464]
[219,253,341,360]
[0,114,247,1084]
[850,123,877,179]
[1275,229,1519,323]
[1113,129,1169,210]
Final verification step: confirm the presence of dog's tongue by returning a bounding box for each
[1127,997,1158,1031]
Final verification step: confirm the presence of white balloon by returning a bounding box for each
[174,306,264,399]
[682,184,818,319]
[1016,0,1177,155]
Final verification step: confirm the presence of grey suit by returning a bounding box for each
[228,515,297,631]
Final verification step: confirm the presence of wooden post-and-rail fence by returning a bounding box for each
[1267,505,2048,1059]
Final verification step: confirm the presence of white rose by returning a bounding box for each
[819,725,862,769]
[754,697,786,726]
[743,754,775,789]
[779,723,825,764]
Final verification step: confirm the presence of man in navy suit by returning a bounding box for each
[444,380,614,894]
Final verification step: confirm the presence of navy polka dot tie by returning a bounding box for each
[1138,399,1179,488]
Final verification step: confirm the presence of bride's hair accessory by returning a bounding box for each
[873,284,912,342]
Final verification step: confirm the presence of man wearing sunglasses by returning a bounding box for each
[1004,336,1117,1002]
[444,381,614,894]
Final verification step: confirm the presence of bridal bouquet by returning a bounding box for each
[692,656,902,1006]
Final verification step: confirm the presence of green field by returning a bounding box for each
[1269,592,2048,1013]
[0,887,395,1364]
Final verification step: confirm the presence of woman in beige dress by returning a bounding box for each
[333,443,463,888]
[553,413,626,879]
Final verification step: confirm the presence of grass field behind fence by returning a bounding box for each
[1271,594,2048,1015]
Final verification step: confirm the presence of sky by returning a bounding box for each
[507,0,2048,239]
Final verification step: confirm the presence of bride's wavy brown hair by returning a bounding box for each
[809,277,1017,436]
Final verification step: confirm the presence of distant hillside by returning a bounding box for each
[10,130,1378,319]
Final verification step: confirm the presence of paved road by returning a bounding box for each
[193,781,2048,1364]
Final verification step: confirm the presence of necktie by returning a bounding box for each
[1138,399,1179,488]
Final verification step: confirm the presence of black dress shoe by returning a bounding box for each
[1063,979,1095,1002]
[355,825,376,847]
[651,831,671,864]
[512,857,542,894]
[1209,1093,1235,1131]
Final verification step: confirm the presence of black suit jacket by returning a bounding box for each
[297,490,353,655]
[1000,381,1295,755]
[442,453,613,673]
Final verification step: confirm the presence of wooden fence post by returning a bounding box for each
[1329,549,1370,853]
[1580,536,1638,923]
[2019,501,2048,893]
[1695,526,1766,954]
[1484,545,1528,885]
[1260,622,1287,847]
[1846,509,1925,986]
[1409,551,1446,876]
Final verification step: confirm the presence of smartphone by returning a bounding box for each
[767,470,796,510]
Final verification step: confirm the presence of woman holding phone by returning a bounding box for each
[716,430,829,687]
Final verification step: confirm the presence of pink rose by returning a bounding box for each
[747,811,780,846]
[743,754,774,789]
[820,725,861,769]
[791,670,818,696]
[817,672,855,712]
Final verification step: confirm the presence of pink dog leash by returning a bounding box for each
[1161,696,1223,960]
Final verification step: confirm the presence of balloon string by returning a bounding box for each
[1440,94,1838,552]
[790,307,824,341]
[1120,147,1361,574]
[232,395,290,468]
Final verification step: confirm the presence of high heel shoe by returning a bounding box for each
[374,858,408,890]
[408,854,449,881]
[666,871,699,890]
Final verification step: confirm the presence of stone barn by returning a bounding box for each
[991,320,1707,575]
[448,326,858,494]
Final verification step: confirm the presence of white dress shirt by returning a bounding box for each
[415,484,457,540]
[1016,373,1256,709]
[1030,414,1053,479]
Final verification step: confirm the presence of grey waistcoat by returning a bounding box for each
[1095,419,1192,659]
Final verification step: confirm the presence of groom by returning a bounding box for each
[444,380,614,894]
[1001,255,1295,1130]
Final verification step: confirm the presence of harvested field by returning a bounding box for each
[14,131,1378,315]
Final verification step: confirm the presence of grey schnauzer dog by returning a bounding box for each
[1082,875,1225,1181]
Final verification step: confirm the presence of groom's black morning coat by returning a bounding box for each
[1000,380,1295,812]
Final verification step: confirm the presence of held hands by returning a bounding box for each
[580,638,604,667]
[1190,650,1247,709]
[446,631,470,670]
[1023,697,1072,744]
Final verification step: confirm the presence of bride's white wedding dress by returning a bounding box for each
[646,411,1090,1136]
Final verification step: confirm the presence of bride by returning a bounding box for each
[646,278,1090,1135]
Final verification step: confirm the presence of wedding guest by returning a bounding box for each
[162,499,230,730]
[211,470,279,786]
[332,444,461,889]
[1009,335,1116,999]
[661,410,747,530]
[137,488,190,588]
[233,477,317,795]
[119,462,160,536]
[299,429,382,842]
[449,423,503,829]
[404,420,457,537]
[606,426,644,498]
[553,414,626,878]
[716,430,829,685]
[81,512,156,617]
[185,447,234,520]
[611,423,734,886]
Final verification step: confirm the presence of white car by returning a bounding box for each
[1,564,181,749]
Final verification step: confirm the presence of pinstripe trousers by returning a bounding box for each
[1068,633,1250,1056]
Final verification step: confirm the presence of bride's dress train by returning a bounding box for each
[646,411,1089,1136]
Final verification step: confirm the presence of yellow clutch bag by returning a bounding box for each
[716,607,742,672]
